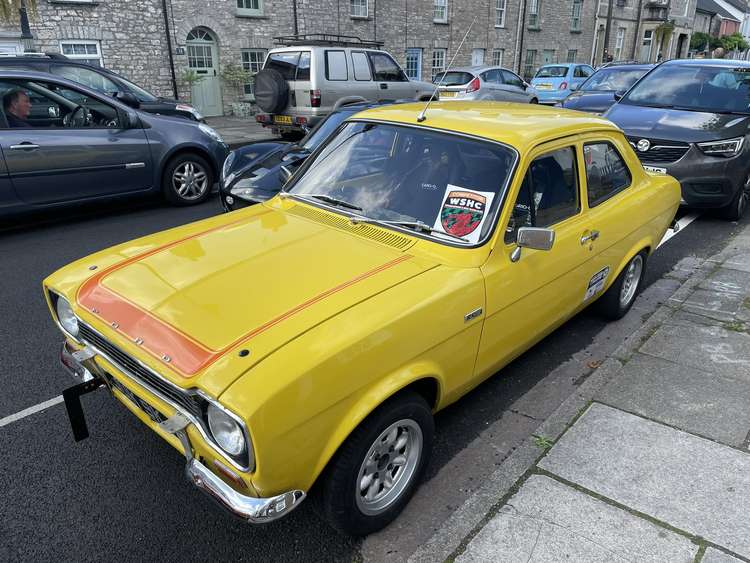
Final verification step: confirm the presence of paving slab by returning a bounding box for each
[681,288,747,322]
[722,252,750,273]
[699,267,750,296]
[597,353,750,447]
[456,475,696,563]
[539,404,750,558]
[702,548,746,563]
[639,323,750,381]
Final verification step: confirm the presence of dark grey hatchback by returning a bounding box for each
[0,70,228,219]
[605,59,750,220]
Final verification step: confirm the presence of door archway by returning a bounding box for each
[186,27,223,116]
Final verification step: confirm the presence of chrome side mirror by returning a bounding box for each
[613,90,625,101]
[510,227,555,262]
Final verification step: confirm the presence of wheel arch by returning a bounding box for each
[605,240,652,295]
[161,144,219,183]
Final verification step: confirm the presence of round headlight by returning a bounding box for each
[56,297,79,337]
[207,403,246,457]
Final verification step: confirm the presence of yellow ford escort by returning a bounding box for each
[45,102,679,536]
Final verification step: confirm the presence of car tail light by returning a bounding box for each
[255,114,269,123]
[559,82,568,90]
[466,77,481,93]
[294,116,308,126]
[310,89,321,107]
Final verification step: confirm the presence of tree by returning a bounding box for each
[690,32,721,52]
[719,33,750,53]
[0,0,36,22]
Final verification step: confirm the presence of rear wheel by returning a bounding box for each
[719,173,749,221]
[596,251,646,320]
[530,98,539,104]
[162,153,213,206]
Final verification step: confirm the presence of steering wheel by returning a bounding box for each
[63,105,90,128]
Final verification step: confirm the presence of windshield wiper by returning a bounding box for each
[299,194,363,211]
[350,216,469,243]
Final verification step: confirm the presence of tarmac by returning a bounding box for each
[409,220,750,563]
[205,115,279,148]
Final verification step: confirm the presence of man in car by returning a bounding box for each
[3,88,32,127]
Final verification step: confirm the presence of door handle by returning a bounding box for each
[580,230,600,245]
[380,83,388,89]
[9,143,40,150]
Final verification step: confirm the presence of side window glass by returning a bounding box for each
[369,52,406,82]
[506,147,579,243]
[482,69,500,83]
[50,65,118,95]
[326,50,348,81]
[584,142,632,207]
[296,52,311,81]
[264,51,301,80]
[351,51,372,81]
[502,70,523,88]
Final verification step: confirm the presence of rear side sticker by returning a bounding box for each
[433,185,495,244]
[584,267,610,302]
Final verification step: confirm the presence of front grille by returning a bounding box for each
[628,138,690,164]
[79,322,203,420]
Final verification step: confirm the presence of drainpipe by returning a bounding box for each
[19,0,34,52]
[602,0,614,63]
[515,0,528,74]
[161,0,179,99]
[293,0,298,35]
[631,0,644,59]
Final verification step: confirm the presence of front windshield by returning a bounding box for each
[581,68,648,92]
[115,75,159,102]
[535,66,568,78]
[623,64,750,114]
[301,110,351,150]
[288,122,516,245]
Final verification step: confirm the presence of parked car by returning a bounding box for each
[530,62,595,105]
[605,59,750,221]
[253,34,434,137]
[0,70,228,217]
[47,102,678,537]
[557,63,654,114]
[0,53,204,121]
[433,65,539,103]
[221,98,397,211]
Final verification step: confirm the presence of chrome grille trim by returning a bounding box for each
[628,138,690,164]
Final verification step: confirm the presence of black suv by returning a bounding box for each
[0,53,203,121]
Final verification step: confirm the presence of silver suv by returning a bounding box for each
[254,35,435,137]
[434,66,539,104]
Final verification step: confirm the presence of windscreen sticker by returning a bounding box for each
[433,185,495,244]
[584,267,610,302]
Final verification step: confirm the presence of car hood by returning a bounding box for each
[605,104,750,143]
[561,91,616,113]
[66,204,434,392]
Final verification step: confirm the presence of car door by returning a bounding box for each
[0,78,153,205]
[368,51,411,100]
[0,144,21,212]
[500,70,531,102]
[475,140,600,377]
[572,65,594,90]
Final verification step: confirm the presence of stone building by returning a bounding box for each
[1,1,641,117]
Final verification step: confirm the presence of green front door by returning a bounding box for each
[186,28,223,117]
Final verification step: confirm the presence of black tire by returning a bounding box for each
[319,391,434,536]
[595,251,647,320]
[530,98,539,104]
[254,68,289,114]
[719,177,749,221]
[161,153,213,206]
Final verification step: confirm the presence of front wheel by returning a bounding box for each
[596,251,646,320]
[319,391,434,536]
[530,98,539,104]
[162,153,213,206]
[719,174,749,221]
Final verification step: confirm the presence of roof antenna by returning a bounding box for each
[417,15,479,123]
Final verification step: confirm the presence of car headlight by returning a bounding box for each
[199,123,224,143]
[176,103,204,121]
[55,296,79,338]
[222,151,236,181]
[697,137,744,157]
[207,402,246,457]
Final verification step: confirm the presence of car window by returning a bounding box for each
[580,68,649,92]
[325,50,348,81]
[296,52,311,81]
[505,147,579,243]
[368,52,407,82]
[110,74,159,102]
[535,66,569,78]
[481,69,501,84]
[265,51,301,80]
[583,142,631,207]
[50,65,119,95]
[501,70,524,88]
[433,71,474,86]
[574,66,592,78]
[351,51,372,81]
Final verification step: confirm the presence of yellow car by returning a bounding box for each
[45,102,679,536]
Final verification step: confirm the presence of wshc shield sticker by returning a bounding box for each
[433,185,495,244]
[584,267,610,302]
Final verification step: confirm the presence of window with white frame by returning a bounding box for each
[432,48,446,80]
[495,0,506,27]
[59,41,103,66]
[241,49,266,98]
[528,0,540,28]
[614,27,626,60]
[567,49,578,62]
[350,0,368,18]
[571,0,582,31]
[405,48,422,80]
[237,0,263,16]
[434,0,448,23]
[492,48,504,66]
[523,49,537,80]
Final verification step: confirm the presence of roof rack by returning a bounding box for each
[0,51,69,60]
[273,34,384,49]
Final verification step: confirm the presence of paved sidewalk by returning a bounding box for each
[411,221,750,563]
[205,115,279,148]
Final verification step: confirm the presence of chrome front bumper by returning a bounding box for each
[60,341,306,523]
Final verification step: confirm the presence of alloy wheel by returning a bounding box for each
[172,161,209,201]
[619,255,643,309]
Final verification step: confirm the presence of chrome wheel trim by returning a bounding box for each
[619,255,643,309]
[172,161,209,201]
[355,419,423,516]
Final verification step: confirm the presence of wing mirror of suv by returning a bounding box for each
[613,90,625,102]
[510,227,555,262]
[114,91,141,109]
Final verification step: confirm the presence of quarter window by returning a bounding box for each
[59,41,103,66]
[505,147,579,243]
[325,50,348,81]
[352,51,372,81]
[583,142,632,207]
[434,0,448,23]
[501,70,524,87]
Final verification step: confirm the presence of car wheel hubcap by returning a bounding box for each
[355,419,422,516]
[173,161,208,200]
[619,255,643,308]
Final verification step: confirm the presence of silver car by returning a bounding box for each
[434,66,539,104]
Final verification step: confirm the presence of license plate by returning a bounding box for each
[273,115,292,125]
[644,165,667,174]
[440,91,457,98]
[109,375,166,423]
[536,84,552,90]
